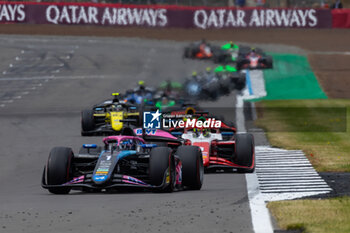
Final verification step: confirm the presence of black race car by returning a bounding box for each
[41,129,204,194]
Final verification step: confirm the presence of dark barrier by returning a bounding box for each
[0,2,333,28]
[332,9,350,28]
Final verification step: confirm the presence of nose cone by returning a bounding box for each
[92,151,114,185]
[110,112,124,131]
[93,175,108,184]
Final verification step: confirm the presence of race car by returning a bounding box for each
[214,65,246,91]
[150,93,198,114]
[236,48,273,70]
[183,70,222,100]
[169,117,255,173]
[183,40,251,64]
[81,93,142,136]
[41,129,204,194]
[183,40,218,59]
[157,80,184,99]
[123,81,155,106]
[212,41,251,64]
[183,67,242,100]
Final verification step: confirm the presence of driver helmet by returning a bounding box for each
[115,104,123,111]
[203,128,210,137]
[206,67,212,73]
[193,128,200,138]
[138,80,145,90]
[119,139,135,150]
[161,95,169,105]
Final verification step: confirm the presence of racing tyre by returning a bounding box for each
[213,54,221,63]
[266,57,273,69]
[236,57,249,70]
[81,109,95,136]
[205,83,220,100]
[219,77,232,95]
[184,48,191,58]
[137,104,144,127]
[235,134,255,173]
[177,146,203,190]
[46,147,74,194]
[235,75,246,91]
[149,147,175,192]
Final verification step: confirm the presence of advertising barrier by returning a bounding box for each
[0,2,335,29]
[332,9,350,28]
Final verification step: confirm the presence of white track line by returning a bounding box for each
[246,172,274,233]
[238,86,274,233]
[258,176,322,179]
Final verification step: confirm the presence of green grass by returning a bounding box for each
[268,197,350,233]
[255,99,350,172]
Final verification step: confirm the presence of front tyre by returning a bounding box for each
[149,147,175,192]
[81,109,95,136]
[235,134,255,173]
[176,146,203,190]
[266,56,273,69]
[45,147,74,194]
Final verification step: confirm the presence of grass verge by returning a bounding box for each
[257,99,350,232]
[268,197,350,233]
[255,99,350,172]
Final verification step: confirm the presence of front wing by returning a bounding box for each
[42,171,169,191]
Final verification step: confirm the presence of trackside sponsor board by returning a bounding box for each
[0,2,332,28]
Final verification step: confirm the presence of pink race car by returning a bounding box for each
[42,129,203,194]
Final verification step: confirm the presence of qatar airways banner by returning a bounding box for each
[0,2,332,28]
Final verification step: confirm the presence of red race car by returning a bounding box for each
[236,49,273,70]
[183,41,216,59]
[169,117,255,173]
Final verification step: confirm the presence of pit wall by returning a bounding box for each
[0,1,343,28]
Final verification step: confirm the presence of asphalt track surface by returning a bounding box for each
[0,35,263,233]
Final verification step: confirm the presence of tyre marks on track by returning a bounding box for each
[0,81,45,108]
[255,146,332,196]
[0,44,77,108]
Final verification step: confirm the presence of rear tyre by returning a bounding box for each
[137,105,144,127]
[235,134,255,173]
[46,147,74,194]
[213,55,220,63]
[81,109,95,136]
[149,147,175,192]
[184,48,190,58]
[266,56,273,69]
[177,146,203,190]
[236,57,249,70]
[235,75,246,91]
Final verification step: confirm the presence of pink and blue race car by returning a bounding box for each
[41,129,203,194]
